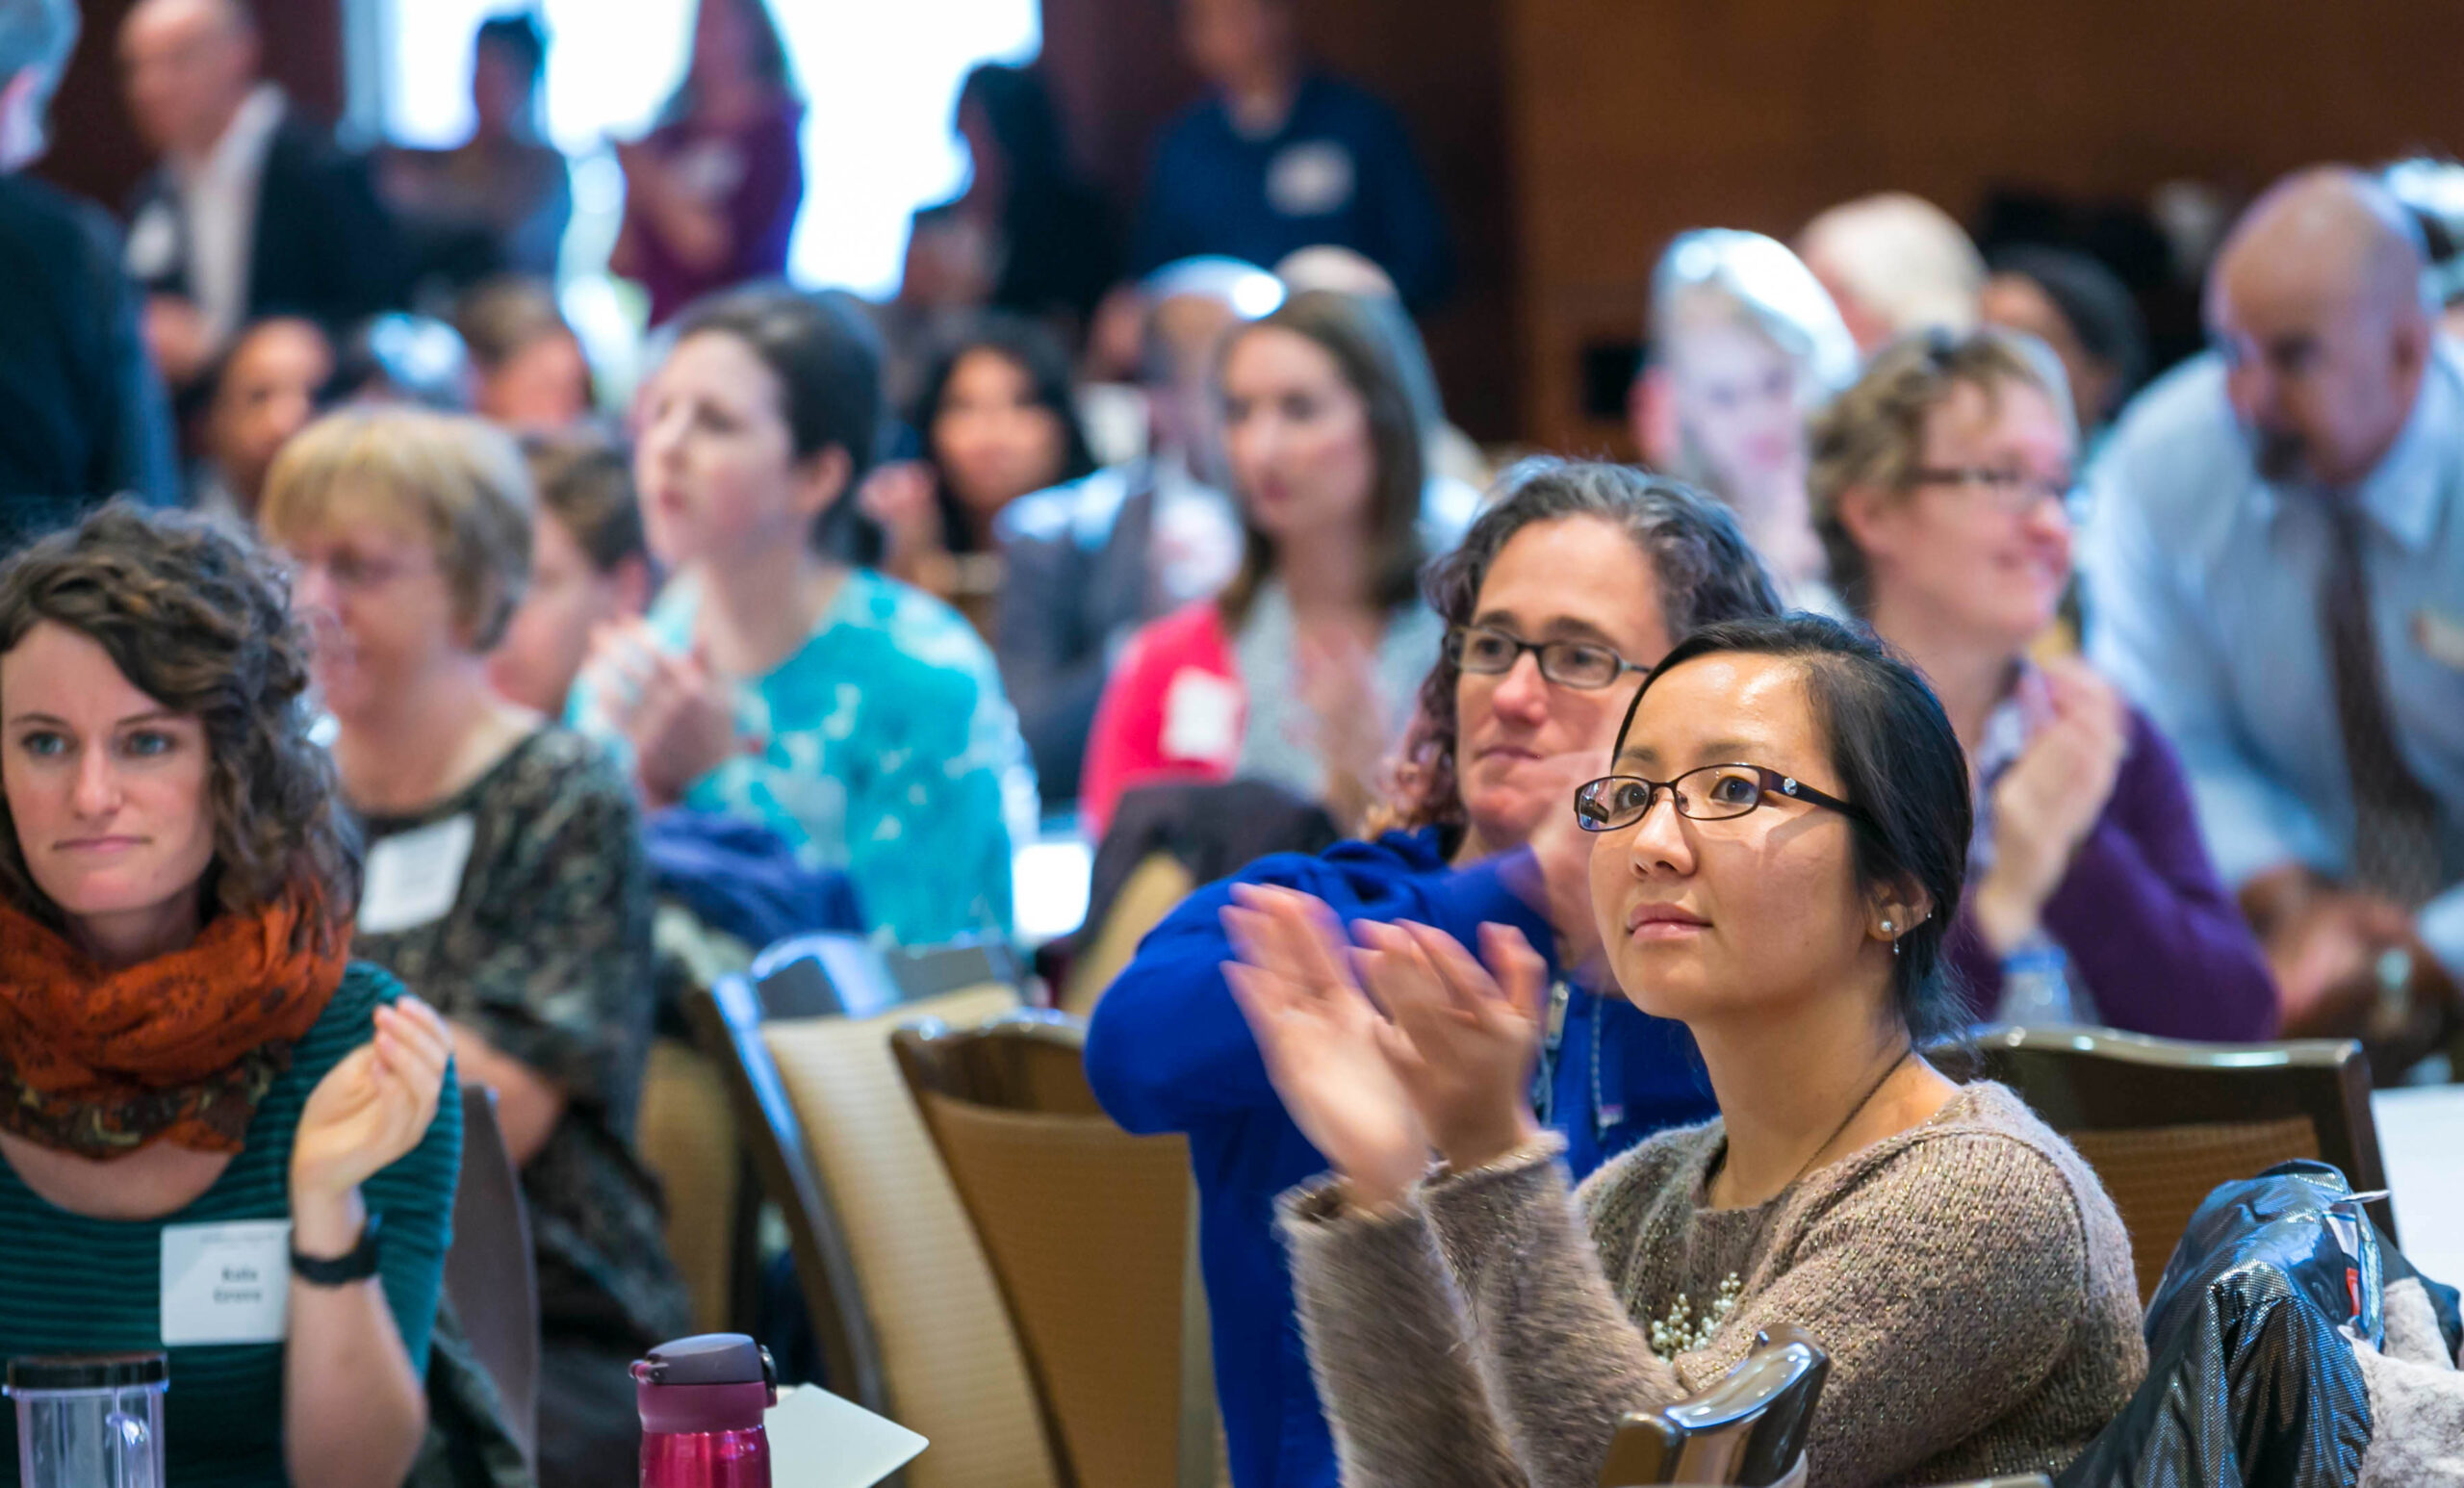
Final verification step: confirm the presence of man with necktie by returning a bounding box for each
[2083,167,2464,1074]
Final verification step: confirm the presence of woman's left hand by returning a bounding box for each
[1352,919,1549,1173]
[290,996,450,1210]
[1974,659,2127,952]
[1294,628,1390,830]
[589,619,757,808]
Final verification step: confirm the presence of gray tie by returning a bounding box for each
[2319,495,2443,907]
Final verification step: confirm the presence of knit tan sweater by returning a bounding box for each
[1281,1082,2146,1488]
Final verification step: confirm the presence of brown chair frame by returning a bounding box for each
[1934,1024,2395,1243]
[889,1010,1218,1488]
[444,1084,541,1476]
[683,972,892,1418]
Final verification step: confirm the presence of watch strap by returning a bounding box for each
[290,1211,384,1287]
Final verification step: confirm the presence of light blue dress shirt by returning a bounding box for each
[2080,346,2464,978]
[571,567,1040,946]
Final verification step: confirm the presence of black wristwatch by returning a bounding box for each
[291,1212,384,1287]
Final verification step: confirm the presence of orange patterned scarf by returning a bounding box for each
[0,890,347,1160]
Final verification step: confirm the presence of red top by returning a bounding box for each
[1079,601,1246,838]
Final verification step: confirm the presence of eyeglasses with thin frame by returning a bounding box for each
[1446,626,1646,691]
[1904,466,2075,516]
[1574,763,1871,832]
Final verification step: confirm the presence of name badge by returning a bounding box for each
[1161,669,1243,765]
[1266,141,1356,218]
[124,202,178,282]
[161,1221,291,1346]
[359,813,476,935]
[2413,608,2464,674]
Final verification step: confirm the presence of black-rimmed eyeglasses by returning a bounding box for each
[1574,764,1870,832]
[1446,627,1645,691]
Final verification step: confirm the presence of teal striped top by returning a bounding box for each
[0,962,461,1487]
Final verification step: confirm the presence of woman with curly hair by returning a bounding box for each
[259,406,688,1488]
[1085,460,1782,1488]
[0,502,458,1487]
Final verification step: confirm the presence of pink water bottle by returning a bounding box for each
[633,1334,779,1488]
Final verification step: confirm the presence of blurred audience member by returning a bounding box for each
[380,13,572,289]
[611,0,804,326]
[996,256,1274,805]
[1074,279,1154,466]
[1812,330,2275,1039]
[1275,244,1491,525]
[1088,461,1778,1488]
[1136,0,1450,309]
[2377,155,2464,345]
[0,503,456,1487]
[2084,167,2464,1059]
[903,64,1116,337]
[456,275,595,432]
[861,314,1095,621]
[1982,246,2149,449]
[1797,192,1985,354]
[260,407,690,1488]
[492,433,652,718]
[573,285,1035,944]
[1634,229,1856,603]
[118,0,403,389]
[0,0,178,540]
[1081,289,1441,836]
[192,314,332,523]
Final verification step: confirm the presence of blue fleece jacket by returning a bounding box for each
[1082,829,1714,1488]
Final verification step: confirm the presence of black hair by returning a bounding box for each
[656,0,801,126]
[1987,244,2149,420]
[1610,613,1974,1039]
[956,64,1073,195]
[1385,459,1783,831]
[474,12,547,85]
[669,281,886,564]
[911,313,1097,554]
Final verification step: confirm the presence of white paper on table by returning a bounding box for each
[765,1383,929,1488]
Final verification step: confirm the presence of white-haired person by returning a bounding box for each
[1632,229,1859,604]
[1797,192,1987,355]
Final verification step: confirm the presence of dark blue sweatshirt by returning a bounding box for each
[1082,829,1714,1488]
[1132,74,1453,309]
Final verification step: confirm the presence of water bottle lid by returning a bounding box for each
[7,1353,169,1392]
[635,1334,774,1389]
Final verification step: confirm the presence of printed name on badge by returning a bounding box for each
[161,1220,292,1347]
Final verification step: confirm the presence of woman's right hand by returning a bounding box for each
[290,996,451,1232]
[587,619,757,808]
[1222,885,1430,1212]
[1973,659,2127,953]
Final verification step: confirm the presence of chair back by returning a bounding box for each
[444,1085,541,1475]
[689,967,1057,1488]
[891,1012,1216,1488]
[752,931,1029,1020]
[637,1036,752,1333]
[1936,1025,2393,1301]
[1597,1324,1828,1486]
[1060,853,1194,1019]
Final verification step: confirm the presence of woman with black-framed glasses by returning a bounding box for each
[1086,460,1781,1488]
[1228,614,2145,1488]
[1810,328,2275,1041]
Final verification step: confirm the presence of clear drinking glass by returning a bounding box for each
[6,1353,167,1488]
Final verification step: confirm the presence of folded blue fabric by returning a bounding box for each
[645,807,864,949]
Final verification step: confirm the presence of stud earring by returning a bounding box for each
[1880,919,1894,934]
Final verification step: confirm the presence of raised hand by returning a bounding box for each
[1352,921,1550,1172]
[1222,885,1430,1211]
[291,996,451,1211]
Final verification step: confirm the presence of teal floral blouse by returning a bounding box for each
[574,568,1038,945]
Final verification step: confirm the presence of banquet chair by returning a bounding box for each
[443,1085,541,1475]
[891,1011,1219,1488]
[1933,1025,2392,1301]
[1597,1324,1828,1486]
[749,930,1029,1020]
[688,955,1058,1488]
[636,1035,755,1333]
[1059,853,1193,1019]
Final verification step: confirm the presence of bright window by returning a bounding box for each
[366,0,1040,296]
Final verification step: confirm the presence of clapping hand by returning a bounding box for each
[1972,659,2128,953]
[1352,920,1550,1171]
[1223,885,1430,1212]
[587,618,759,808]
[1293,628,1390,832]
[290,996,451,1212]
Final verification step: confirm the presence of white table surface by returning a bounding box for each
[2373,1084,2464,1285]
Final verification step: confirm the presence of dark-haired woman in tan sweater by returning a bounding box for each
[1227,614,2146,1488]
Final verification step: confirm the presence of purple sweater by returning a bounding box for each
[1947,706,2279,1040]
